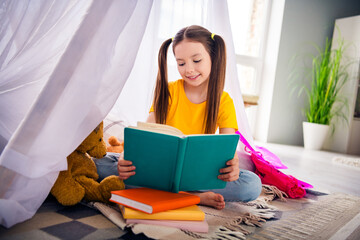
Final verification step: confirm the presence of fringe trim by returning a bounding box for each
[227,212,267,228]
[212,226,246,240]
[243,185,287,210]
[252,208,276,219]
[183,226,247,240]
[332,156,360,168]
[181,230,206,239]
[183,209,274,239]
[225,220,250,234]
[262,184,288,201]
[245,199,272,209]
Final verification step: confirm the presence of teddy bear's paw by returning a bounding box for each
[51,181,85,206]
[75,175,106,202]
[99,175,125,201]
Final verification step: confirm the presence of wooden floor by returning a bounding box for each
[256,142,360,196]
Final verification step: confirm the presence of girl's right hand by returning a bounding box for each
[117,153,136,180]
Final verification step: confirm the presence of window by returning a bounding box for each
[228,0,271,133]
[228,0,271,95]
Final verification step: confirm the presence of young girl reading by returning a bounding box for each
[97,25,262,210]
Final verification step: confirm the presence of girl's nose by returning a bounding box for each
[185,63,194,73]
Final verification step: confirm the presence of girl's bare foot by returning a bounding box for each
[191,191,225,210]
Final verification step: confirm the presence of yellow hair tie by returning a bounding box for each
[211,33,215,40]
[171,37,174,41]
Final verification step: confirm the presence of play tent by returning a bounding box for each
[0,0,253,227]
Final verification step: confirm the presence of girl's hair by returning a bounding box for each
[153,25,227,134]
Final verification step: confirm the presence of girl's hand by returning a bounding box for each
[218,154,239,182]
[117,153,136,180]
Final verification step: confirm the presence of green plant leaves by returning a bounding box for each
[294,35,352,129]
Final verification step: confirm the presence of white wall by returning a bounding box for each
[256,0,360,147]
[323,15,360,154]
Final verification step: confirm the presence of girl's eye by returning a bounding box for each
[178,63,185,66]
[194,59,202,63]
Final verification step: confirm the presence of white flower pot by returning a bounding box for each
[303,122,330,150]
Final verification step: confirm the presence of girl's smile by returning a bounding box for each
[186,74,200,80]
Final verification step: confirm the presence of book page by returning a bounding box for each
[130,122,185,137]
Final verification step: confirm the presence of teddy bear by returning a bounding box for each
[106,136,124,153]
[51,122,124,206]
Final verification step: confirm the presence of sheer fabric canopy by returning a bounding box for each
[0,0,252,228]
[109,0,253,140]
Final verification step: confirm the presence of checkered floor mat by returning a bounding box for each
[0,195,151,240]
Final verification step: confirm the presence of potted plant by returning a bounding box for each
[296,36,351,150]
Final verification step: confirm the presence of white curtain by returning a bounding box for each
[0,0,252,228]
[107,0,253,143]
[0,0,153,228]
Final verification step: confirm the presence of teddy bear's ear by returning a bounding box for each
[94,122,103,133]
[108,136,121,146]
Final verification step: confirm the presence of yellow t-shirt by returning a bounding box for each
[150,79,238,135]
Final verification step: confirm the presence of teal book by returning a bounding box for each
[124,122,239,193]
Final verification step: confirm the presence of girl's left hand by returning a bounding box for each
[218,154,239,182]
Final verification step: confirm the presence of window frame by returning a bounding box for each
[231,0,273,96]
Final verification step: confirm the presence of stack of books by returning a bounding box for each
[110,187,208,233]
[108,122,239,233]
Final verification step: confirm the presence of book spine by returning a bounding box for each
[110,194,153,214]
[171,138,188,192]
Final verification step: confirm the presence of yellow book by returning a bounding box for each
[119,204,205,221]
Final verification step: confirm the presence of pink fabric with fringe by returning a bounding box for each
[236,131,313,198]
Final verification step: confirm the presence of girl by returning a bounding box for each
[115,25,262,210]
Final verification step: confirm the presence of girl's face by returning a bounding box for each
[174,39,211,89]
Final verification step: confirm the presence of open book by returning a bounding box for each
[124,122,239,193]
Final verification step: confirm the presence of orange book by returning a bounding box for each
[110,187,200,214]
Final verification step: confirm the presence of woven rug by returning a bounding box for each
[332,156,360,169]
[248,193,360,240]
[92,188,360,240]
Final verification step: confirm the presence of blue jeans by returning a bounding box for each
[94,152,262,202]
